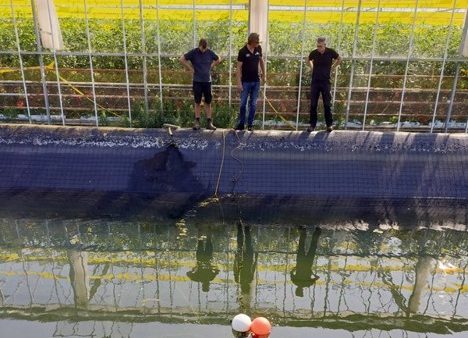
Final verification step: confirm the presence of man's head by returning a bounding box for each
[198,38,208,52]
[247,33,260,47]
[316,37,326,54]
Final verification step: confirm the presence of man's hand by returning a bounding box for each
[260,73,266,83]
[237,83,243,92]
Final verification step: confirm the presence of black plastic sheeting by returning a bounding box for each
[0,125,467,218]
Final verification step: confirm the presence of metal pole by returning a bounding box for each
[228,0,233,108]
[295,0,308,131]
[430,0,457,133]
[120,0,132,126]
[155,0,164,114]
[31,0,51,123]
[444,62,460,132]
[45,0,65,125]
[397,0,419,132]
[261,2,269,130]
[362,0,381,130]
[332,0,345,104]
[10,0,32,123]
[139,0,149,114]
[344,0,362,130]
[83,0,99,126]
[192,0,197,48]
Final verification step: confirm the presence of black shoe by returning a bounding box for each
[307,125,315,132]
[247,125,253,131]
[326,126,333,133]
[192,120,200,130]
[206,120,217,130]
[234,124,244,131]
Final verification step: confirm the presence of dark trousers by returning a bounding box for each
[309,81,333,128]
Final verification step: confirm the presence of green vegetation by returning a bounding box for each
[0,15,466,127]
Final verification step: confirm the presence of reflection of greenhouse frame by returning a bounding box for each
[1,221,467,334]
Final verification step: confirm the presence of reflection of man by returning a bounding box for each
[234,222,257,311]
[187,232,219,292]
[290,227,321,297]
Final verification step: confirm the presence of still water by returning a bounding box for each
[0,211,467,338]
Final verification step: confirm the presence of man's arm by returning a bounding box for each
[259,57,266,82]
[236,61,243,90]
[332,55,342,69]
[307,56,314,75]
[211,57,222,69]
[179,55,194,73]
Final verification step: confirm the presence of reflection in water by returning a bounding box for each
[67,250,90,309]
[187,226,220,292]
[290,227,321,297]
[408,256,436,314]
[0,218,467,337]
[234,222,257,312]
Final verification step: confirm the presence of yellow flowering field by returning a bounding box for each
[3,0,467,25]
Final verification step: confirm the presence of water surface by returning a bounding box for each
[0,212,467,337]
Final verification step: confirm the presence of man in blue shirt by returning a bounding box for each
[308,37,341,132]
[180,38,221,130]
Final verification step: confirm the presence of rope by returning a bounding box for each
[213,129,226,197]
[262,84,297,130]
[3,62,118,117]
[229,130,244,194]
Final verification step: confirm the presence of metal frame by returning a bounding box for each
[397,0,419,132]
[10,0,32,123]
[30,0,51,123]
[362,0,382,131]
[155,0,164,114]
[295,0,308,131]
[139,0,149,115]
[45,0,65,125]
[120,0,132,126]
[331,0,345,106]
[2,1,467,133]
[344,0,362,130]
[430,0,457,133]
[83,0,99,126]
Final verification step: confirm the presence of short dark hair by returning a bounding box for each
[248,33,260,44]
[199,38,208,49]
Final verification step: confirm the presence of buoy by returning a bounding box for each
[231,313,252,333]
[250,317,271,336]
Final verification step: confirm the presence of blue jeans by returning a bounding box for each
[238,81,260,127]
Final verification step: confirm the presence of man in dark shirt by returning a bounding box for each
[235,33,266,131]
[180,38,221,130]
[308,37,341,132]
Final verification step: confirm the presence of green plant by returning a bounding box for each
[97,111,109,126]
[1,107,19,119]
[213,102,237,128]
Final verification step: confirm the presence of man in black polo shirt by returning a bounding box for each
[180,38,221,130]
[235,32,266,131]
[308,37,341,132]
